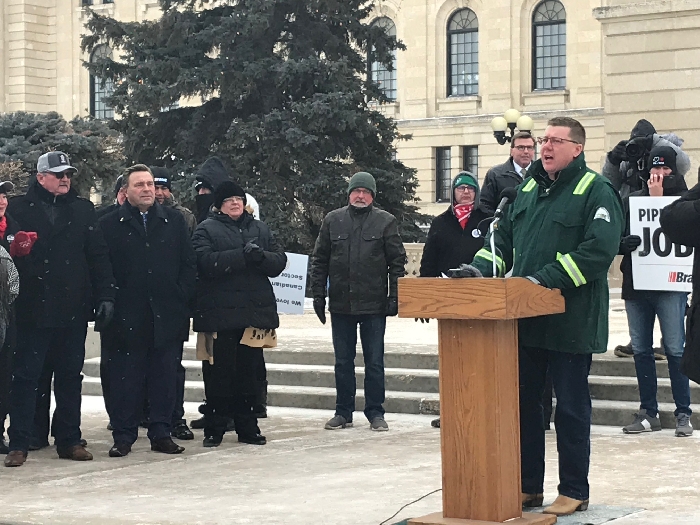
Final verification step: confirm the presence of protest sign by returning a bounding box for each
[270,253,309,314]
[629,196,693,292]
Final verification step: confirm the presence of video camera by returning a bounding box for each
[625,135,653,163]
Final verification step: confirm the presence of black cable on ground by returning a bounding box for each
[379,488,442,525]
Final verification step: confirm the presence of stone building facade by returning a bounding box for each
[1,0,698,216]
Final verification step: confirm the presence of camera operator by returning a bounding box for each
[602,119,690,200]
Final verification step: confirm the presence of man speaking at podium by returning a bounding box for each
[471,117,623,516]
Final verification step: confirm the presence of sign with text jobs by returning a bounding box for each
[629,196,693,292]
[270,252,308,315]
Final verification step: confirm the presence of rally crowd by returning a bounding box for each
[0,116,699,519]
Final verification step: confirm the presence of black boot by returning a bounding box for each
[203,399,229,448]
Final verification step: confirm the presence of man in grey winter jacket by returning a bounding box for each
[310,172,406,432]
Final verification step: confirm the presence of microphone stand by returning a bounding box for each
[489,216,500,278]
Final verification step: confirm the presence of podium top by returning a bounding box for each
[398,277,565,320]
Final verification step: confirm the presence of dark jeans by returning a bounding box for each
[32,360,55,445]
[109,315,180,445]
[519,346,592,501]
[202,330,260,437]
[330,313,386,422]
[9,323,88,452]
[626,292,691,417]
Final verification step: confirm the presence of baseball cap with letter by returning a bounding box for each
[37,151,77,175]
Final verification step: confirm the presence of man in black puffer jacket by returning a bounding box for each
[192,181,286,447]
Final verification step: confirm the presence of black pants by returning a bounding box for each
[202,330,261,437]
[172,343,186,425]
[519,346,592,501]
[99,332,117,424]
[9,323,87,452]
[108,314,180,445]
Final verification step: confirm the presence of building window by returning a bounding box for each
[532,1,566,90]
[90,45,114,120]
[447,9,478,97]
[462,146,478,179]
[436,147,452,202]
[369,17,397,101]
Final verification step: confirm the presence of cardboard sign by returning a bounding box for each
[629,196,693,292]
[269,252,309,314]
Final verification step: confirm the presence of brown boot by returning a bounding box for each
[543,494,589,516]
[521,493,544,508]
[57,445,93,461]
[4,450,27,467]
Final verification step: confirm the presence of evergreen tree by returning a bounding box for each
[82,0,428,251]
[0,112,125,200]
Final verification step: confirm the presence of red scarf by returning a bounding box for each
[0,216,6,240]
[453,204,474,230]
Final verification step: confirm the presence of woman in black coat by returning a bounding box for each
[192,181,286,447]
[660,174,700,384]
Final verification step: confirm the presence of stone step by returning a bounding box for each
[80,378,697,430]
[83,357,696,404]
[183,344,672,377]
[80,376,439,415]
[82,358,440,394]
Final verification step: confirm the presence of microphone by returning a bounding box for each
[493,187,518,219]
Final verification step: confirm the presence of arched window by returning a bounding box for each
[532,1,566,90]
[90,45,114,119]
[447,9,478,97]
[369,17,398,101]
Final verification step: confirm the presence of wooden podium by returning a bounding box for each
[398,277,565,525]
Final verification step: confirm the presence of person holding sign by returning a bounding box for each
[661,170,700,388]
[619,146,692,436]
[470,117,624,516]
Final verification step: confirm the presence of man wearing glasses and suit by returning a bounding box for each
[479,131,535,215]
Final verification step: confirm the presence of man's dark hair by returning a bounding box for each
[511,132,535,146]
[122,164,153,187]
[547,117,586,147]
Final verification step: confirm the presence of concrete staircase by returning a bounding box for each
[81,335,700,429]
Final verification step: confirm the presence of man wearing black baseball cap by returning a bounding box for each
[151,167,196,236]
[4,151,116,467]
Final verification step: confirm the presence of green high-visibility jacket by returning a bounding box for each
[472,153,624,354]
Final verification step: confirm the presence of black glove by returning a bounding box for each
[620,235,642,254]
[94,300,115,332]
[608,140,628,165]
[243,241,265,263]
[415,318,430,324]
[313,297,326,325]
[446,264,483,278]
[386,297,398,317]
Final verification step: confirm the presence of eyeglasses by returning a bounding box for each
[223,196,244,203]
[48,171,74,179]
[536,136,580,146]
[513,145,535,152]
[454,186,476,193]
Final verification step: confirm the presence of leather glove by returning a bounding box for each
[608,140,628,165]
[446,264,483,278]
[313,297,326,325]
[94,300,115,332]
[10,231,38,258]
[620,235,642,255]
[415,318,430,324]
[243,241,265,263]
[386,297,398,317]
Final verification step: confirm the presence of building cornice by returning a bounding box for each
[594,1,700,21]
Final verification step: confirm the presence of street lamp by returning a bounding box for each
[490,109,534,145]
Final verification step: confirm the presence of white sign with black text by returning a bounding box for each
[629,196,693,292]
[269,252,309,315]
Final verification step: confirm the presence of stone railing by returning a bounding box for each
[403,243,623,289]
